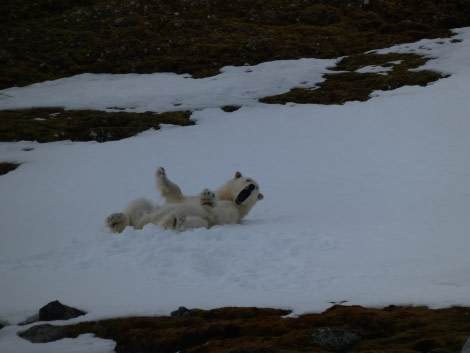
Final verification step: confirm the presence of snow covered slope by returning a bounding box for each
[0,27,469,353]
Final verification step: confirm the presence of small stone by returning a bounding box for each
[171,306,192,318]
[312,327,361,352]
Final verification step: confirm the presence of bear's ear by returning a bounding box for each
[258,193,264,200]
[234,171,243,179]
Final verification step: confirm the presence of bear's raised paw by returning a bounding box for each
[156,167,167,184]
[156,166,166,177]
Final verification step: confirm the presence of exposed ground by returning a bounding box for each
[21,305,470,353]
[2,1,470,351]
[0,108,193,143]
[1,0,470,143]
[2,0,470,88]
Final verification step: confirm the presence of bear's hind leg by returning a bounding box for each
[184,216,210,229]
[106,212,129,233]
[156,167,184,202]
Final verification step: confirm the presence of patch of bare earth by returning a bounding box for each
[20,305,470,352]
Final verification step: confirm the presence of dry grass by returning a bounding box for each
[0,108,193,143]
[2,0,469,89]
[259,53,447,105]
[55,305,470,352]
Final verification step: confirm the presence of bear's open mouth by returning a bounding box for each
[235,184,256,205]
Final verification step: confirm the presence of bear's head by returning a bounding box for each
[217,171,264,221]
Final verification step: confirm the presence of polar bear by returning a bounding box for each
[105,167,264,232]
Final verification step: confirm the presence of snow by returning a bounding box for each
[355,63,395,75]
[0,58,335,113]
[1,27,470,352]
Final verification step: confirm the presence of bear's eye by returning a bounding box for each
[246,178,252,183]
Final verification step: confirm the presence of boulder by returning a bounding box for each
[20,300,86,325]
[18,324,68,343]
[38,300,86,321]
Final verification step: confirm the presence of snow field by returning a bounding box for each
[0,27,470,353]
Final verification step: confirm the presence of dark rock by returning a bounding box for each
[171,306,193,318]
[18,324,68,343]
[221,105,241,113]
[312,327,361,352]
[38,300,86,321]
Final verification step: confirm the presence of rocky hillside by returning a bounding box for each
[2,0,470,89]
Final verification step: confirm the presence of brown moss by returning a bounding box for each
[57,305,470,353]
[0,108,193,142]
[259,53,446,105]
[2,1,470,89]
[1,1,466,126]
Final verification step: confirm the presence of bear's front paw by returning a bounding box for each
[156,167,170,188]
[200,188,217,207]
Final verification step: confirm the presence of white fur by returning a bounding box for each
[106,167,264,232]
